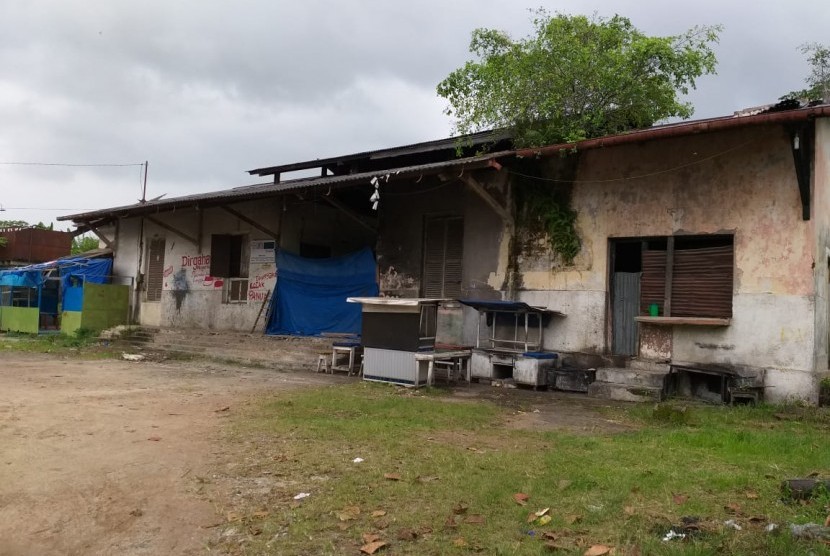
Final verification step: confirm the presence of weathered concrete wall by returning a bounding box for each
[114,197,375,332]
[507,124,819,401]
[812,118,830,395]
[374,172,508,345]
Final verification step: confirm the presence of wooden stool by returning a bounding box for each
[316,354,331,373]
[331,342,362,376]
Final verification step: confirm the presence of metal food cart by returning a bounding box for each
[347,297,443,386]
[460,299,564,388]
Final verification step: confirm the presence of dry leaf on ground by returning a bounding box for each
[745,490,759,499]
[384,473,401,481]
[360,540,388,554]
[452,503,469,515]
[565,514,582,525]
[453,537,468,548]
[672,493,688,505]
[623,506,635,516]
[362,533,381,544]
[724,502,742,514]
[464,515,486,525]
[584,545,612,556]
[371,510,387,518]
[336,505,361,521]
[397,528,418,541]
[513,493,530,506]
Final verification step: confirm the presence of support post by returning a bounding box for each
[664,236,675,317]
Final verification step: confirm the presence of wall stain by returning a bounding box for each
[694,342,735,351]
[172,268,189,312]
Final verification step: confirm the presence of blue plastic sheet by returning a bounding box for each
[0,256,113,310]
[62,286,85,312]
[266,247,378,336]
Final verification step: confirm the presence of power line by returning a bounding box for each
[2,207,93,211]
[0,161,143,168]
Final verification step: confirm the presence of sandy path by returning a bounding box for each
[0,353,340,556]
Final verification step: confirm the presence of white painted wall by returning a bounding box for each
[112,196,375,332]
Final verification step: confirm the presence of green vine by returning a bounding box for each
[515,167,581,266]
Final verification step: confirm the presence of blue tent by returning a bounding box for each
[266,247,378,336]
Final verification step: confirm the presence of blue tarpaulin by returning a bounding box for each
[266,247,378,336]
[0,256,112,307]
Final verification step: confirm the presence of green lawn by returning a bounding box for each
[214,383,830,555]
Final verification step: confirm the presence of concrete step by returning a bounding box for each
[627,358,670,373]
[595,367,669,389]
[587,381,663,403]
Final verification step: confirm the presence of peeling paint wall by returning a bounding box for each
[113,197,375,332]
[812,119,830,389]
[508,124,821,402]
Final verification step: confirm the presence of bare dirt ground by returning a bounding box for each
[0,353,347,556]
[0,352,632,556]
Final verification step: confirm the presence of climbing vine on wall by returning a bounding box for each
[514,162,581,266]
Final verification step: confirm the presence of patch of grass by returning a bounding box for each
[217,384,830,555]
[0,328,116,358]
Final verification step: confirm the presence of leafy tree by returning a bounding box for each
[437,11,721,147]
[783,42,830,103]
[0,219,29,229]
[0,220,30,248]
[71,235,100,255]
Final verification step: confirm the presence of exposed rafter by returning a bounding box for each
[321,196,378,234]
[453,172,513,228]
[220,206,281,241]
[74,219,116,250]
[145,216,198,246]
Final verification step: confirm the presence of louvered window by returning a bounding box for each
[146,238,165,302]
[422,216,464,299]
[640,235,733,318]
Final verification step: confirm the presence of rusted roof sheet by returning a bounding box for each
[247,129,511,177]
[59,151,507,223]
[59,103,830,224]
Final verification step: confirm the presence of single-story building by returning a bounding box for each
[59,103,830,402]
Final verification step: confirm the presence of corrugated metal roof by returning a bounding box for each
[59,150,507,223]
[247,129,511,176]
[60,103,830,224]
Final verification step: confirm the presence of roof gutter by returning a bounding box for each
[515,105,830,159]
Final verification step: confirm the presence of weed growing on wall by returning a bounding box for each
[515,168,581,266]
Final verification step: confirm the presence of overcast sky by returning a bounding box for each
[0,1,827,229]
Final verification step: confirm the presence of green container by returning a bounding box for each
[649,303,660,317]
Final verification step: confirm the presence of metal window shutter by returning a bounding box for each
[640,250,666,315]
[146,238,165,302]
[671,245,733,318]
[423,220,445,298]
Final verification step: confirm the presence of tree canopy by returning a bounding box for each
[783,42,830,103]
[71,235,99,255]
[437,12,721,147]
